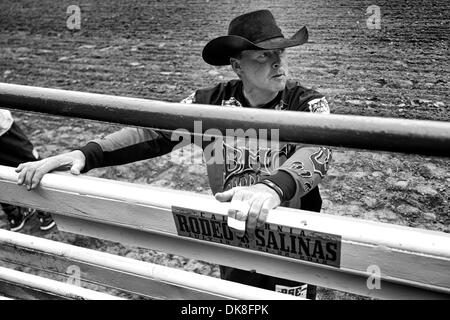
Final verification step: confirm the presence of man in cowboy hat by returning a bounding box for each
[16,9,331,299]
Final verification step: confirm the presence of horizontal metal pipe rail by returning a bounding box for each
[1,165,449,299]
[0,265,124,300]
[0,82,449,157]
[0,229,300,300]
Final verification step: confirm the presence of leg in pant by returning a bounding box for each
[0,122,55,231]
[220,265,317,299]
[218,189,322,299]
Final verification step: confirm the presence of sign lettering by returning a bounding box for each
[172,206,341,268]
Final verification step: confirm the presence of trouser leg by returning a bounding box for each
[0,122,38,220]
[219,266,317,299]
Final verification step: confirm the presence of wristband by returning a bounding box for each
[264,170,296,201]
[257,179,285,202]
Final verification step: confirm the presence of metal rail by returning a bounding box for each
[1,165,449,299]
[0,265,125,300]
[0,82,449,157]
[0,229,301,300]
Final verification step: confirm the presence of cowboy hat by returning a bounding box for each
[202,9,308,66]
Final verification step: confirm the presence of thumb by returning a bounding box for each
[70,161,83,175]
[215,189,235,202]
[15,163,26,172]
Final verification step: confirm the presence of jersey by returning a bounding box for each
[79,79,331,211]
[77,79,331,298]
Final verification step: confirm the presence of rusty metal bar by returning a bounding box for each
[0,82,448,157]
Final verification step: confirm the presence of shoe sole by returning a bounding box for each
[39,220,56,231]
[10,219,26,232]
[9,210,36,232]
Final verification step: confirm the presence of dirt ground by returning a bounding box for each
[0,0,448,300]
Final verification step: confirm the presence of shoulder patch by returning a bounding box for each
[221,97,243,107]
[309,147,332,178]
[0,109,14,135]
[307,97,330,114]
[180,91,196,104]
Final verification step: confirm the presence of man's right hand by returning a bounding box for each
[16,150,86,190]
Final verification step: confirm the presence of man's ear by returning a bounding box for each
[230,57,241,75]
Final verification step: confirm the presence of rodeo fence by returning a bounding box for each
[0,227,297,300]
[0,83,449,300]
[0,165,449,300]
[0,83,449,157]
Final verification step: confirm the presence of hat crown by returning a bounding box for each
[228,10,284,43]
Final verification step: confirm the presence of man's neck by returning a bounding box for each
[242,86,278,108]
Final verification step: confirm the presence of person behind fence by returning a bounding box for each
[16,10,331,299]
[0,109,55,231]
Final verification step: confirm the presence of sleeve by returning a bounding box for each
[77,128,179,172]
[78,92,198,172]
[263,96,332,202]
[0,109,14,136]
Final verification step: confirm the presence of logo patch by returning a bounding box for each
[307,97,330,114]
[275,284,308,298]
[221,97,243,107]
[289,161,313,178]
[223,142,294,190]
[274,99,288,111]
[309,147,331,178]
[303,181,313,193]
[180,92,196,104]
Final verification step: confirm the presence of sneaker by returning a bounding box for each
[7,207,35,232]
[37,211,56,231]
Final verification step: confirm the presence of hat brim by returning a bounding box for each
[202,26,308,66]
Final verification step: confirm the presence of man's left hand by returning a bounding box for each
[215,184,281,238]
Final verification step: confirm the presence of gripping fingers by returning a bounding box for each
[17,157,64,190]
[17,161,39,185]
[215,187,240,202]
[24,167,37,190]
[30,166,47,189]
[247,197,267,236]
[30,158,67,189]
[228,196,249,238]
[17,164,29,185]
[15,163,26,173]
[256,198,274,229]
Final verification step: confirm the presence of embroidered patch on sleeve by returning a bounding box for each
[301,180,314,193]
[307,97,330,114]
[274,100,288,110]
[289,161,313,178]
[309,147,332,178]
[221,97,243,107]
[0,109,14,135]
[180,92,196,104]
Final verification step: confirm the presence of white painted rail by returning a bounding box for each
[0,229,301,300]
[0,165,449,299]
[0,265,125,300]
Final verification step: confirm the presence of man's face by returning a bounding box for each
[235,48,289,94]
